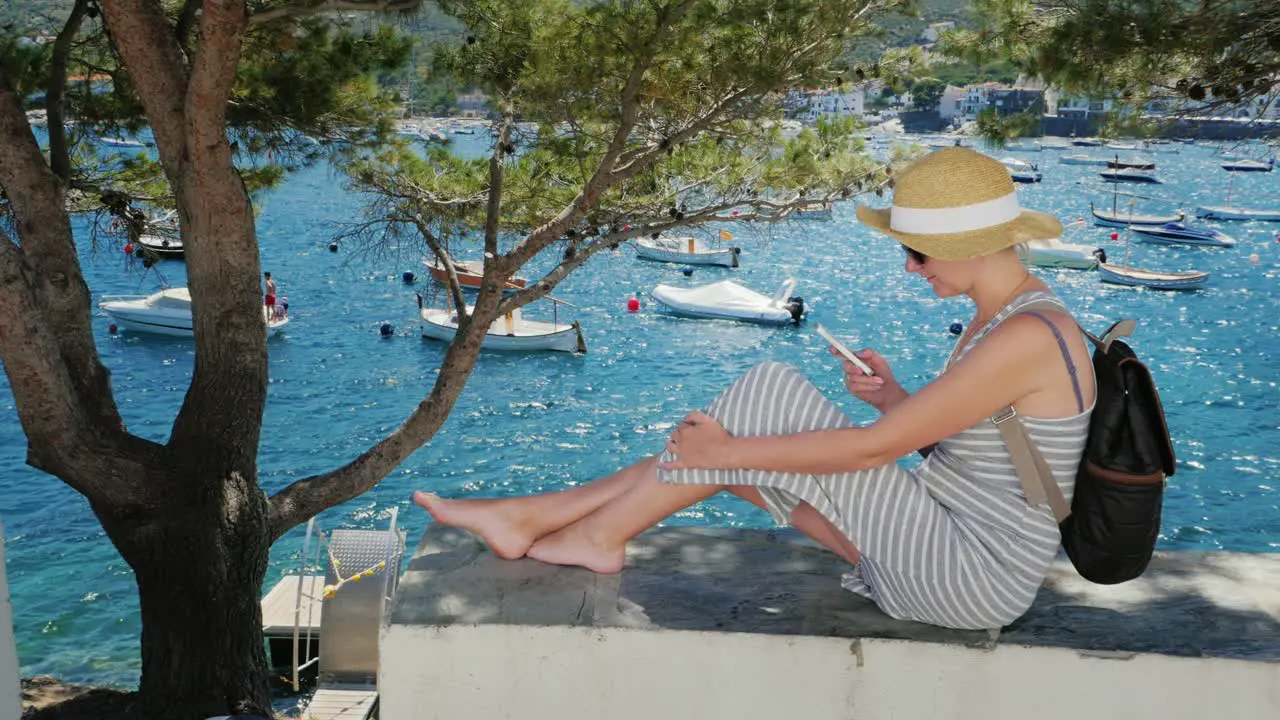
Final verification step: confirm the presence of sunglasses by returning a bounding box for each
[901,244,927,264]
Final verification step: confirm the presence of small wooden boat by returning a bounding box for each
[1100,169,1161,184]
[1098,263,1208,291]
[1059,154,1108,166]
[635,236,740,267]
[1090,203,1184,227]
[650,279,805,325]
[427,259,528,290]
[1194,205,1280,221]
[1021,238,1104,270]
[1129,223,1234,247]
[791,201,833,221]
[1221,158,1273,172]
[417,299,586,353]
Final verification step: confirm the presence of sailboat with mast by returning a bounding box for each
[1090,186,1183,227]
[1097,199,1209,291]
[1194,171,1280,221]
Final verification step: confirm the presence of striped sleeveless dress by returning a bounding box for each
[658,290,1093,630]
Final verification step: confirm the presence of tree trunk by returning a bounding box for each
[95,461,273,719]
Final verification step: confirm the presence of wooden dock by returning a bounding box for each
[306,686,378,720]
[262,574,324,637]
[261,574,324,671]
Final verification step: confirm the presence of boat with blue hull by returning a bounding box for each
[1129,223,1235,247]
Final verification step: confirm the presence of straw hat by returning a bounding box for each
[855,147,1063,261]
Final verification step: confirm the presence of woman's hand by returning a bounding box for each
[659,411,735,471]
[833,347,908,413]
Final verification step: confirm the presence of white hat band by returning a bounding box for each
[889,192,1022,235]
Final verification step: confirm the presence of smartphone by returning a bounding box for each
[815,323,875,377]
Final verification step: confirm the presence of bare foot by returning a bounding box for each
[526,523,624,574]
[412,490,535,560]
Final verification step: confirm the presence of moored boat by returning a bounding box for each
[1059,154,1108,166]
[1020,238,1105,270]
[417,300,586,353]
[1194,205,1280,221]
[635,236,741,267]
[1129,223,1235,247]
[100,288,290,336]
[427,258,528,290]
[137,233,183,259]
[650,278,805,325]
[1221,158,1274,172]
[1098,263,1208,290]
[1100,169,1161,184]
[791,201,834,220]
[1000,157,1042,183]
[1090,203,1185,227]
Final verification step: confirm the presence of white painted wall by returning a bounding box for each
[0,520,22,720]
[381,624,1280,720]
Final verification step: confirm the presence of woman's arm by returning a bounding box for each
[713,316,1059,474]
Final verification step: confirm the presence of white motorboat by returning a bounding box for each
[1059,154,1108,166]
[635,236,740,267]
[1098,263,1208,291]
[99,136,147,149]
[1020,238,1105,270]
[99,288,289,337]
[1071,138,1103,147]
[1105,142,1139,151]
[792,201,833,220]
[1221,158,1274,172]
[417,300,586,353]
[650,278,805,325]
[137,233,183,259]
[1091,203,1185,227]
[1129,223,1235,247]
[1194,205,1280,221]
[1006,140,1043,152]
[1000,157,1042,183]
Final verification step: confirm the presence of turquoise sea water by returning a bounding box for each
[2,134,1279,686]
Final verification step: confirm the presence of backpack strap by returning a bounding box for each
[989,296,1082,522]
[992,408,1072,522]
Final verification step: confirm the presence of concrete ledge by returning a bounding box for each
[381,526,1280,719]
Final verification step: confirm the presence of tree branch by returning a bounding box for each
[248,0,420,26]
[46,0,91,182]
[483,116,512,260]
[0,76,124,435]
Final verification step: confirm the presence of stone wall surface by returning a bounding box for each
[381,526,1280,719]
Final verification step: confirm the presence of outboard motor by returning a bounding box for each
[730,246,742,268]
[786,296,805,324]
[1093,247,1107,264]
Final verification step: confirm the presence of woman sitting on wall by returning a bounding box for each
[414,148,1096,630]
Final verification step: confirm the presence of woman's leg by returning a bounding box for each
[526,464,862,573]
[412,456,658,559]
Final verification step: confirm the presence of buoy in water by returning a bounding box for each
[1249,253,1261,265]
[1109,232,1119,240]
[108,324,118,334]
[680,266,694,277]
[123,243,134,255]
[328,242,339,253]
[402,271,415,284]
[627,295,640,313]
[949,322,963,336]
[380,323,394,337]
